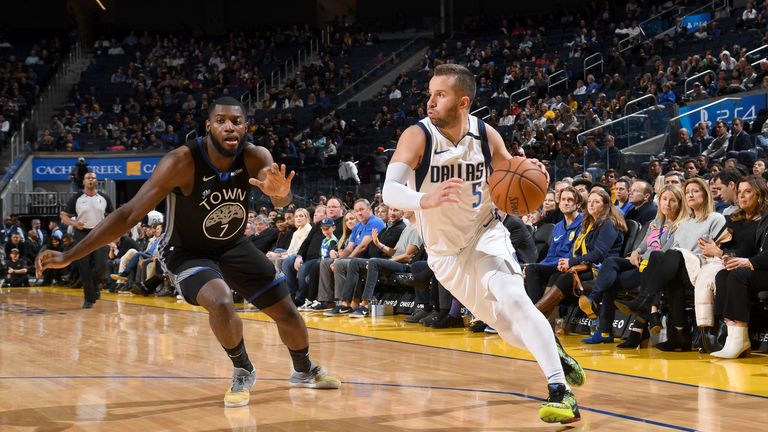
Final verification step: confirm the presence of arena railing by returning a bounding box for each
[576,103,673,149]
[746,43,768,68]
[509,87,531,106]
[548,70,568,94]
[336,35,425,99]
[583,53,603,81]
[471,106,490,120]
[637,3,683,40]
[624,94,659,117]
[185,129,199,146]
[254,38,319,105]
[8,179,115,217]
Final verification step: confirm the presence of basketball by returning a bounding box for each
[489,158,548,215]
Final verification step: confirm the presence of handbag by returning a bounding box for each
[567,263,591,296]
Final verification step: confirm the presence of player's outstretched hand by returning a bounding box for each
[250,163,295,197]
[36,250,71,278]
[420,178,464,209]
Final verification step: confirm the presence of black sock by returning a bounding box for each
[224,339,253,372]
[289,346,311,373]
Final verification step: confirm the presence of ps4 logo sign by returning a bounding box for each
[697,105,758,123]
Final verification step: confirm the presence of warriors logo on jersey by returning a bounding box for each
[199,187,247,240]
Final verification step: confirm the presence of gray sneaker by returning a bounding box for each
[224,367,257,407]
[289,364,341,389]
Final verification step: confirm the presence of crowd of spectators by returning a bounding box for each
[33,22,408,166]
[329,0,768,184]
[5,2,768,359]
[1,31,72,162]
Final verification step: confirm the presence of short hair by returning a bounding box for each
[208,96,245,118]
[615,177,632,188]
[353,198,372,209]
[665,171,685,183]
[713,169,741,186]
[433,64,476,103]
[254,215,270,225]
[572,178,592,190]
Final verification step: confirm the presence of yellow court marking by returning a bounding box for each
[18,286,768,398]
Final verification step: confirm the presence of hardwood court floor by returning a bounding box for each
[1,287,767,431]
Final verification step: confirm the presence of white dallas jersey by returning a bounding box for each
[411,115,496,256]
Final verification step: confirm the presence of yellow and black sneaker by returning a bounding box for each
[538,383,581,424]
[555,335,586,387]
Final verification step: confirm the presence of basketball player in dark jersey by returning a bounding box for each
[37,97,340,407]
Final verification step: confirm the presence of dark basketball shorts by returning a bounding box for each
[160,237,289,309]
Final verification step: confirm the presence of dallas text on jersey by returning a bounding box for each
[430,161,485,183]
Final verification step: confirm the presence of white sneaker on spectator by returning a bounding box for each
[297,299,313,311]
[349,306,369,318]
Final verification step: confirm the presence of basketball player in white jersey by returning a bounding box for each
[382,64,583,424]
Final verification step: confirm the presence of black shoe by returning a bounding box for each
[82,301,94,309]
[404,309,431,323]
[656,326,692,352]
[431,315,465,329]
[469,320,488,333]
[699,324,725,353]
[394,273,427,289]
[419,310,441,326]
[617,326,650,349]
[648,311,662,334]
[130,283,151,296]
[615,293,653,315]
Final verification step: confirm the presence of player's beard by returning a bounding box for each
[208,131,245,158]
[429,100,461,129]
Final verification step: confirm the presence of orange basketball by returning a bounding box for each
[489,158,548,215]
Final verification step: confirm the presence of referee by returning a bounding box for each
[61,171,113,308]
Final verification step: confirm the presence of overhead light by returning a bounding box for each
[95,0,106,11]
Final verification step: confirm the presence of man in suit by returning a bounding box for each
[31,219,45,249]
[726,118,757,167]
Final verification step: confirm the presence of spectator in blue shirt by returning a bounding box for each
[658,82,676,104]
[525,186,583,302]
[161,125,180,149]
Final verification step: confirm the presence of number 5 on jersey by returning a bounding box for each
[471,181,482,208]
